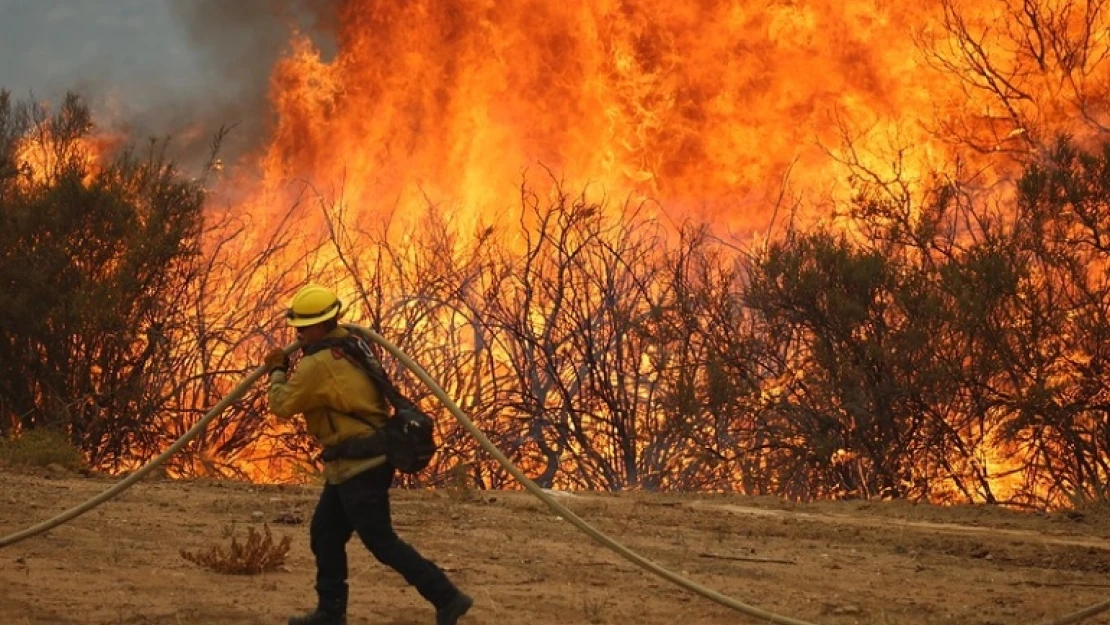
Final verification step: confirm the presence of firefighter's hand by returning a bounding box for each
[263,348,290,374]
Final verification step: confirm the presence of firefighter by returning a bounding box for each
[264,284,473,625]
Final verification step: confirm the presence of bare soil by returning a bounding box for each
[2,467,1110,625]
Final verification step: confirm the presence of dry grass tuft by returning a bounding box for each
[180,524,292,575]
[444,463,480,503]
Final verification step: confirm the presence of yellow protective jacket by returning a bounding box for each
[268,327,390,484]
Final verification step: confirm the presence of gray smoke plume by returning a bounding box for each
[151,0,339,169]
[0,1,339,173]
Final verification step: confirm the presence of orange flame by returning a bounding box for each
[238,1,1110,237]
[19,1,1106,501]
[13,131,118,186]
[239,1,966,233]
[193,0,1110,494]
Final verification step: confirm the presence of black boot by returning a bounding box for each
[287,609,347,625]
[436,592,473,625]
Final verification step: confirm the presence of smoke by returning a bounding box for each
[110,1,339,172]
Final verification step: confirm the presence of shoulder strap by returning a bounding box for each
[304,336,416,411]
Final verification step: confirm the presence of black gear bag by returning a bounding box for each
[303,333,438,473]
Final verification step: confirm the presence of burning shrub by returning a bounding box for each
[180,524,292,575]
[0,91,209,469]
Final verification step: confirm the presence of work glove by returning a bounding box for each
[263,348,290,374]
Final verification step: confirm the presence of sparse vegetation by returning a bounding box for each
[0,427,85,469]
[444,463,480,503]
[180,524,292,575]
[581,595,605,624]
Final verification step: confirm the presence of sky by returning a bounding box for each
[0,0,321,166]
[0,1,208,108]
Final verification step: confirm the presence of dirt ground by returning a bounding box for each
[2,467,1110,625]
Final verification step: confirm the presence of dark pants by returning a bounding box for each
[310,463,458,614]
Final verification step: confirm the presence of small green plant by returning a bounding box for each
[0,428,85,469]
[181,524,292,575]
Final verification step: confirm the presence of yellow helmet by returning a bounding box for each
[285,284,343,327]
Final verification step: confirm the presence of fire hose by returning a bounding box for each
[1,324,1108,625]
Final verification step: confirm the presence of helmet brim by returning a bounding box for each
[286,303,343,328]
